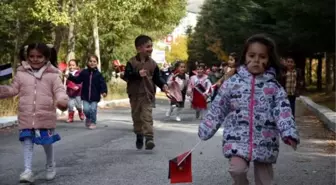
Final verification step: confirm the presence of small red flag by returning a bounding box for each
[168,151,192,184]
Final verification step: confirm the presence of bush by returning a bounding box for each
[0,78,127,117]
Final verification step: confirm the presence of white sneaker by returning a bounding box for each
[19,170,34,183]
[46,162,56,181]
[176,116,181,122]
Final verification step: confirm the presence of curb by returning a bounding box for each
[0,99,131,129]
[300,96,336,132]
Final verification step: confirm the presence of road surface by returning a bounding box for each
[0,99,335,185]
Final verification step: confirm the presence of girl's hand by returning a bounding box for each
[73,86,79,90]
[284,137,297,150]
[56,101,68,111]
[101,93,107,97]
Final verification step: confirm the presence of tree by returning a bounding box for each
[165,36,188,63]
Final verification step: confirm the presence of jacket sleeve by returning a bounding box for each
[99,73,108,94]
[53,75,69,105]
[123,62,140,81]
[152,65,166,89]
[166,74,175,86]
[198,81,231,140]
[68,70,84,84]
[273,85,300,144]
[0,74,20,99]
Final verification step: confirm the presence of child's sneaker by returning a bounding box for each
[136,134,144,149]
[78,110,85,120]
[145,137,155,150]
[85,119,90,128]
[19,170,34,183]
[196,111,200,119]
[88,124,97,130]
[176,116,181,122]
[46,162,56,181]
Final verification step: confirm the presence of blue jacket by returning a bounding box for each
[68,67,107,102]
[199,66,300,163]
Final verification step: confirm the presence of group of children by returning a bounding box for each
[164,52,238,122]
[0,33,300,185]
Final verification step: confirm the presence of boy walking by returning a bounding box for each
[124,35,168,150]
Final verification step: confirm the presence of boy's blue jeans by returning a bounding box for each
[83,101,98,124]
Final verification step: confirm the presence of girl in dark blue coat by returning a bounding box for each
[67,55,107,129]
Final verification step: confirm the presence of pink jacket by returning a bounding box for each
[0,61,68,129]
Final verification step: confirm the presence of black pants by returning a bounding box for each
[288,95,296,117]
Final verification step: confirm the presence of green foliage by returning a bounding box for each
[188,0,335,65]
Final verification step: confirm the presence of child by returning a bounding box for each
[166,61,189,122]
[198,34,300,185]
[187,63,212,119]
[67,55,108,130]
[124,35,168,150]
[280,55,303,117]
[0,43,69,183]
[66,59,85,122]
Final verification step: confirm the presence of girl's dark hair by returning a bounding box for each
[196,62,206,69]
[238,34,281,78]
[68,59,78,65]
[19,43,58,68]
[171,60,184,72]
[87,54,99,63]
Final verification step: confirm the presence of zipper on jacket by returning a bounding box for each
[32,79,37,126]
[248,76,256,161]
[89,71,93,101]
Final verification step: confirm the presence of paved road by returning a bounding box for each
[0,99,335,185]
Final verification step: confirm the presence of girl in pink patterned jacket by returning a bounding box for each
[0,43,68,183]
[198,34,299,185]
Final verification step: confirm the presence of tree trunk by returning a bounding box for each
[317,55,323,90]
[53,26,65,54]
[333,53,336,91]
[13,19,20,72]
[93,15,101,71]
[66,0,76,62]
[308,58,312,85]
[325,52,333,92]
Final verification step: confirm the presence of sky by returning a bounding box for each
[187,0,205,13]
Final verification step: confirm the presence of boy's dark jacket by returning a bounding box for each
[124,54,165,100]
[68,67,107,102]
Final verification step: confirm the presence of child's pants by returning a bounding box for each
[22,138,54,171]
[68,96,82,112]
[83,101,98,124]
[229,156,273,185]
[130,95,153,138]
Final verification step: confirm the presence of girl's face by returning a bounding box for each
[178,63,186,74]
[245,42,269,75]
[28,49,47,69]
[68,61,77,72]
[228,56,235,67]
[197,67,204,76]
[88,57,98,68]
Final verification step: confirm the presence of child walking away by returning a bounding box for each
[187,63,212,119]
[66,59,85,122]
[166,61,189,122]
[124,35,168,150]
[0,43,69,183]
[67,55,107,130]
[198,34,300,185]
